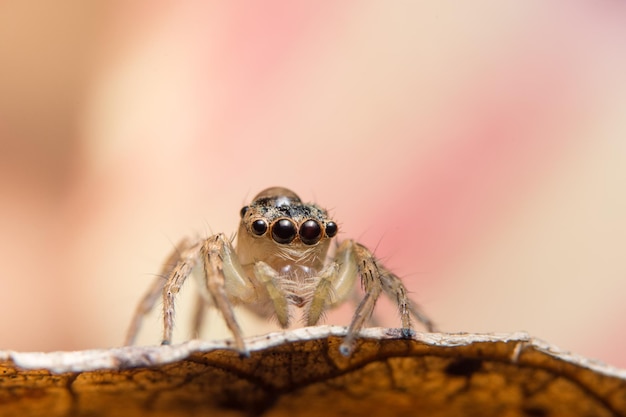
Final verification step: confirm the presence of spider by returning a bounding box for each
[125,186,436,356]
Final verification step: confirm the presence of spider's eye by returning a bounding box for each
[271,219,296,244]
[299,219,322,245]
[240,206,249,218]
[325,221,338,238]
[251,219,268,236]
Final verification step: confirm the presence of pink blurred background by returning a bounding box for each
[1,1,625,367]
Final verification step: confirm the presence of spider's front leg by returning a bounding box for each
[125,237,195,346]
[162,233,256,354]
[336,240,436,356]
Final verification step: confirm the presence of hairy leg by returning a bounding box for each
[124,238,194,345]
[190,293,208,339]
[338,241,435,356]
[200,234,256,355]
[161,241,204,344]
[380,273,437,332]
[339,241,385,356]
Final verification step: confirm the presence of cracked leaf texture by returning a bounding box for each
[1,327,625,417]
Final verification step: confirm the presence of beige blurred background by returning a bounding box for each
[1,1,625,367]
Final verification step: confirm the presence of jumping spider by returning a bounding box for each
[125,187,436,356]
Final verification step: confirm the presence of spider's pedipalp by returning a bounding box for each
[305,261,340,326]
[253,261,291,328]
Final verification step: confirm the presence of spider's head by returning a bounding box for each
[236,187,337,270]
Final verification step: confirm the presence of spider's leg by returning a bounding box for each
[380,274,438,332]
[162,240,204,344]
[190,293,208,339]
[349,289,383,327]
[201,233,256,355]
[124,238,193,345]
[338,240,385,356]
[339,241,436,356]
[406,299,438,332]
[377,266,412,332]
[124,275,165,345]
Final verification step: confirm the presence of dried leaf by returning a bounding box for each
[1,326,625,417]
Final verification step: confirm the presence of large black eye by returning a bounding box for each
[299,220,322,245]
[271,219,296,244]
[325,221,338,238]
[240,206,249,218]
[251,219,268,236]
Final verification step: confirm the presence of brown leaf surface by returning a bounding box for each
[1,326,625,417]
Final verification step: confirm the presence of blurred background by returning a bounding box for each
[1,1,625,367]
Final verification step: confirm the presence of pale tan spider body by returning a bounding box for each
[125,187,435,356]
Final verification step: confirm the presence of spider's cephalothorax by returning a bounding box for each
[237,187,337,279]
[125,187,436,356]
